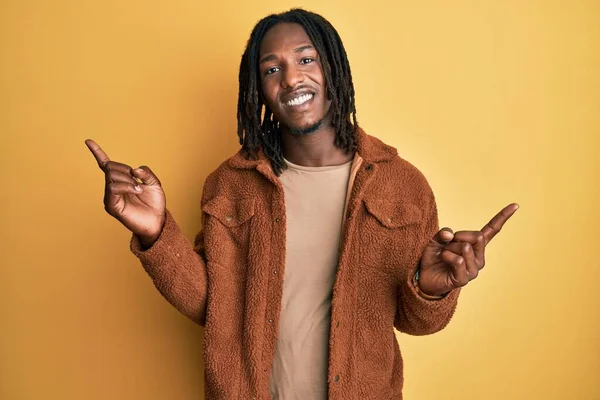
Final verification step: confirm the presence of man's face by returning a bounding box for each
[258,23,332,136]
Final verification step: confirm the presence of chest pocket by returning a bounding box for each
[363,198,422,229]
[202,196,255,227]
[201,196,255,267]
[360,198,424,276]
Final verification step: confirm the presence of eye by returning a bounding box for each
[300,57,314,65]
[265,66,280,75]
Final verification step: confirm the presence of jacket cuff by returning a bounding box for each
[411,274,447,300]
[403,272,460,312]
[130,210,187,273]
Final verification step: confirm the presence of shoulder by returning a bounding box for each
[201,150,265,203]
[361,132,436,207]
[389,156,433,195]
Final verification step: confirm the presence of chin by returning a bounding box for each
[287,119,323,136]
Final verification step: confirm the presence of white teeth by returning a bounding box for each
[287,93,313,107]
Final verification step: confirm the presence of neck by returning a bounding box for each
[281,122,353,167]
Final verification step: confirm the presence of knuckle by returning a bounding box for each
[103,203,114,215]
[486,223,499,233]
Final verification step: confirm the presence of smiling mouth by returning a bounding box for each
[285,93,314,107]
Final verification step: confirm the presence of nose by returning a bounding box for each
[281,63,304,89]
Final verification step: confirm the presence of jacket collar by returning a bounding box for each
[227,127,398,171]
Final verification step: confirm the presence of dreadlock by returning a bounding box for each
[236,8,359,176]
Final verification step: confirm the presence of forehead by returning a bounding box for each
[259,23,314,56]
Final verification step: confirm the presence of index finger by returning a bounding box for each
[481,203,519,244]
[85,139,111,169]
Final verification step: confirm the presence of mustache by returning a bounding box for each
[279,85,316,100]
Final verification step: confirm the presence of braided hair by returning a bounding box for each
[237,8,358,175]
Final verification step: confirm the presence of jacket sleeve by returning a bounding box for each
[130,209,208,326]
[394,193,460,335]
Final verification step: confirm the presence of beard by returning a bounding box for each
[287,119,323,136]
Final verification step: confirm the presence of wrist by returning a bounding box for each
[138,234,159,250]
[137,217,165,250]
[413,268,447,300]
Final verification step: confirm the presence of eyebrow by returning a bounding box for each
[259,44,315,64]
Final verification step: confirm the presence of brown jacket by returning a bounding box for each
[130,129,460,399]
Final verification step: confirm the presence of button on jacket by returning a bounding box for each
[130,128,460,399]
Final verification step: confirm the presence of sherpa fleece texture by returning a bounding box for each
[130,128,460,399]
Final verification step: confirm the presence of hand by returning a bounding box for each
[85,139,166,246]
[417,203,519,297]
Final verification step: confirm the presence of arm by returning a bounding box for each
[394,196,460,335]
[130,209,208,326]
[83,139,209,326]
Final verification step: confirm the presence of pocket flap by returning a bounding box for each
[202,196,255,227]
[363,198,421,229]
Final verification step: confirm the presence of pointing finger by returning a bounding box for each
[85,139,111,169]
[481,203,519,244]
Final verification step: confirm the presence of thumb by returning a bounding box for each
[132,165,162,186]
[431,227,454,245]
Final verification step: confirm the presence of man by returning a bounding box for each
[86,8,517,400]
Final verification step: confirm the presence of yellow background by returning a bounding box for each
[2,0,598,399]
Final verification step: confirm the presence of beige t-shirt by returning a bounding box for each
[268,158,353,400]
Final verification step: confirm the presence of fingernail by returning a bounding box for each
[134,168,144,174]
[134,185,142,192]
